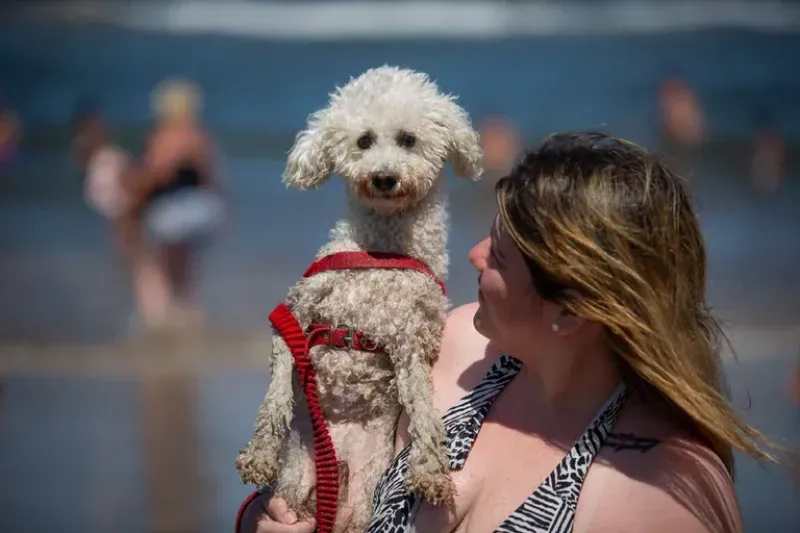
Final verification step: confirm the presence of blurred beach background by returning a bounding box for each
[0,1,798,532]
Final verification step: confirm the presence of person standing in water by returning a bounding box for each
[0,100,21,171]
[479,115,520,185]
[71,100,177,336]
[124,78,227,333]
[71,101,157,341]
[658,76,705,147]
[72,102,134,258]
[749,107,786,196]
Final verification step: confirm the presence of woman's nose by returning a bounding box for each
[468,238,490,272]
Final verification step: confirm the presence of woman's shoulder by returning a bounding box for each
[438,303,492,372]
[427,303,500,413]
[576,403,742,533]
[394,303,495,447]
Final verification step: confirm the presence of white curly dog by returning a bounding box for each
[236,65,483,533]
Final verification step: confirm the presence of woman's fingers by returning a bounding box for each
[266,496,310,526]
[265,494,290,522]
[241,490,316,533]
[255,516,317,533]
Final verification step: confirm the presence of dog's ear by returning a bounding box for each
[283,111,334,189]
[444,98,484,181]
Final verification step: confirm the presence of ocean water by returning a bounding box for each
[2,22,800,139]
[0,20,799,338]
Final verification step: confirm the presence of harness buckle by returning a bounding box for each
[360,338,379,352]
[334,324,354,348]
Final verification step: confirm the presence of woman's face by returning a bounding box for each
[469,214,562,354]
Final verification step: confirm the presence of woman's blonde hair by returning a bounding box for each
[496,131,779,477]
[151,78,204,121]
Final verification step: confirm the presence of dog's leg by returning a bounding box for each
[389,341,455,507]
[274,420,317,520]
[236,333,296,485]
[276,415,354,527]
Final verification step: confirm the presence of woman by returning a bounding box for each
[239,132,779,533]
[125,78,226,331]
[70,98,180,333]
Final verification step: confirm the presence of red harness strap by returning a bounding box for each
[303,251,446,295]
[269,303,341,533]
[267,251,444,533]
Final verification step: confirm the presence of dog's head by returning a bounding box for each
[283,66,483,214]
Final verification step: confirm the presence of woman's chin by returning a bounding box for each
[472,305,488,335]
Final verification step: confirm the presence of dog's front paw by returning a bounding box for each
[405,449,456,507]
[235,445,281,485]
[406,467,456,507]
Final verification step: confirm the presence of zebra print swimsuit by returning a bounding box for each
[368,354,628,533]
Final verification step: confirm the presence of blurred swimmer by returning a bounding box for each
[124,78,227,332]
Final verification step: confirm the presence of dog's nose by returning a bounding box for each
[370,174,399,193]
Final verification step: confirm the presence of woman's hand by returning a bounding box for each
[239,490,317,533]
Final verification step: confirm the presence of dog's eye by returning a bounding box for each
[356,133,374,150]
[397,131,416,149]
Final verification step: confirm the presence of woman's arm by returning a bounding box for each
[120,161,156,214]
[121,127,192,209]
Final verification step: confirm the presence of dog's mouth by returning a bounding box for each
[356,178,419,213]
[357,179,414,201]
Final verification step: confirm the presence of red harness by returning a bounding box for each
[268,251,445,533]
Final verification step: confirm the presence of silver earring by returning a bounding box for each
[552,323,560,332]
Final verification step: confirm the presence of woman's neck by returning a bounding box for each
[515,339,623,419]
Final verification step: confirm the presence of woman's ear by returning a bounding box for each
[549,290,586,335]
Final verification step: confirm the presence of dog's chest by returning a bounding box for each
[299,343,397,421]
[288,268,441,330]
[284,267,445,418]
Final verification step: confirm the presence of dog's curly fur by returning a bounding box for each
[236,66,483,532]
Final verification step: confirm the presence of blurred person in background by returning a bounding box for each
[238,133,785,533]
[479,115,521,185]
[71,101,155,335]
[749,108,786,195]
[0,98,21,171]
[123,78,226,333]
[71,99,106,170]
[72,101,134,258]
[659,76,706,147]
